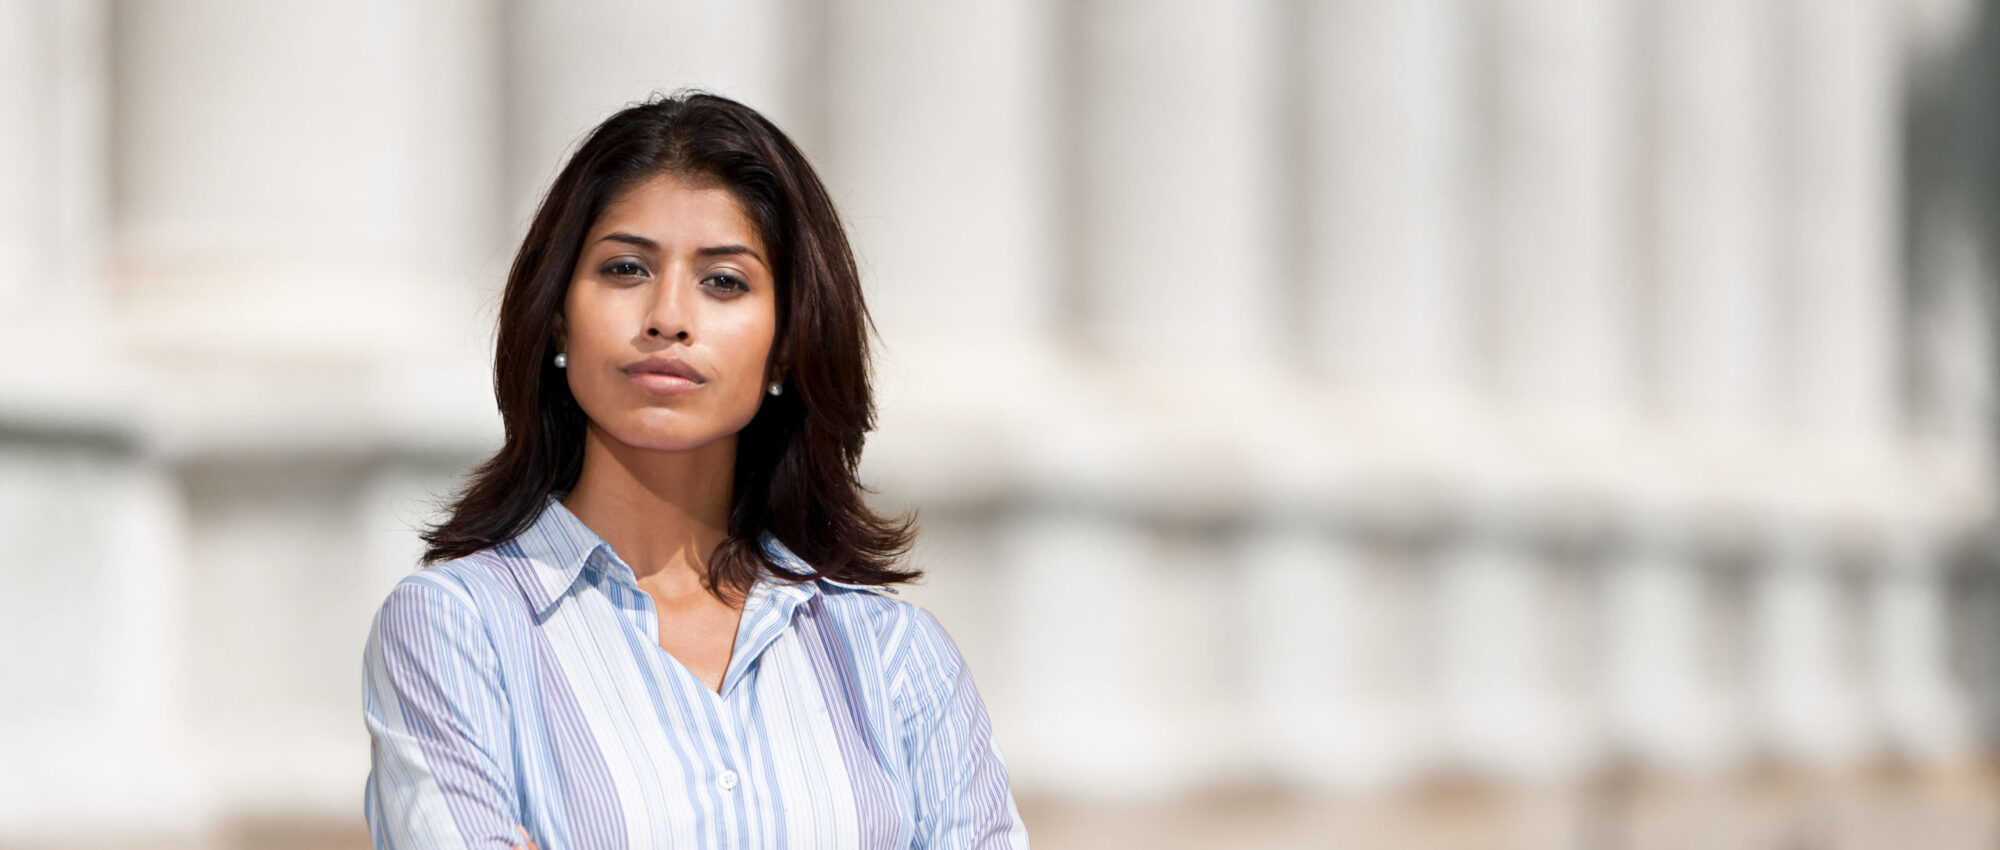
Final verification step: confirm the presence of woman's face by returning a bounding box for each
[556,171,779,454]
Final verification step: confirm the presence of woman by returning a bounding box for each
[361,92,1029,849]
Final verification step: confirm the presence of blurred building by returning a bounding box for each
[2,0,1997,847]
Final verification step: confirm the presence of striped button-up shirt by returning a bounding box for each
[362,496,1029,848]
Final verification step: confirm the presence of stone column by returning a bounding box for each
[1871,530,1971,760]
[1429,0,1639,779]
[1241,521,1433,790]
[1293,0,1477,790]
[996,510,1208,797]
[1074,0,1284,368]
[1485,0,1639,417]
[111,0,506,813]
[0,0,107,379]
[1305,0,1477,410]
[1748,0,1903,766]
[1601,521,1739,769]
[504,0,802,221]
[1752,526,1870,763]
[1778,0,1901,444]
[0,0,206,840]
[819,0,1056,354]
[1651,0,1784,431]
[0,1,61,326]
[814,0,1061,515]
[954,0,1287,799]
[1433,527,1593,778]
[116,0,505,371]
[1603,0,1784,772]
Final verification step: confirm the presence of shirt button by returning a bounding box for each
[717,770,739,791]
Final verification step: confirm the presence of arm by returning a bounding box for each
[898,609,1031,850]
[362,575,526,849]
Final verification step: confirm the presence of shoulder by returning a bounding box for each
[809,582,946,653]
[807,579,905,628]
[811,584,969,707]
[377,550,512,611]
[367,550,523,654]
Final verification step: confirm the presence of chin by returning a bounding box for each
[595,412,747,454]
[604,428,723,454]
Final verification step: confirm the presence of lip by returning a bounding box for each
[621,356,707,394]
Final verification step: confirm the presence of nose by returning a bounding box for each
[645,277,693,342]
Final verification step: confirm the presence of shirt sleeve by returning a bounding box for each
[362,575,524,849]
[897,608,1031,850]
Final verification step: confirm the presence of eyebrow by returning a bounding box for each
[596,232,765,264]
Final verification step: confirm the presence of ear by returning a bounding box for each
[551,311,567,352]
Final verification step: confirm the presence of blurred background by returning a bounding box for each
[3,0,1999,847]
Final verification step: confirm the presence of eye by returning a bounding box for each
[601,259,648,278]
[703,273,749,293]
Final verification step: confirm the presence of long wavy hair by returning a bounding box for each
[420,92,918,599]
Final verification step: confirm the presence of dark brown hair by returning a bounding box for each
[421,91,918,599]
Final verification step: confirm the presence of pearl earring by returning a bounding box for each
[553,352,568,369]
[768,381,783,396]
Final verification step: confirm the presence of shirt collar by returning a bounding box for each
[508,495,611,621]
[504,495,892,622]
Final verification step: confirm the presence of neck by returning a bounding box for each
[561,422,736,606]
